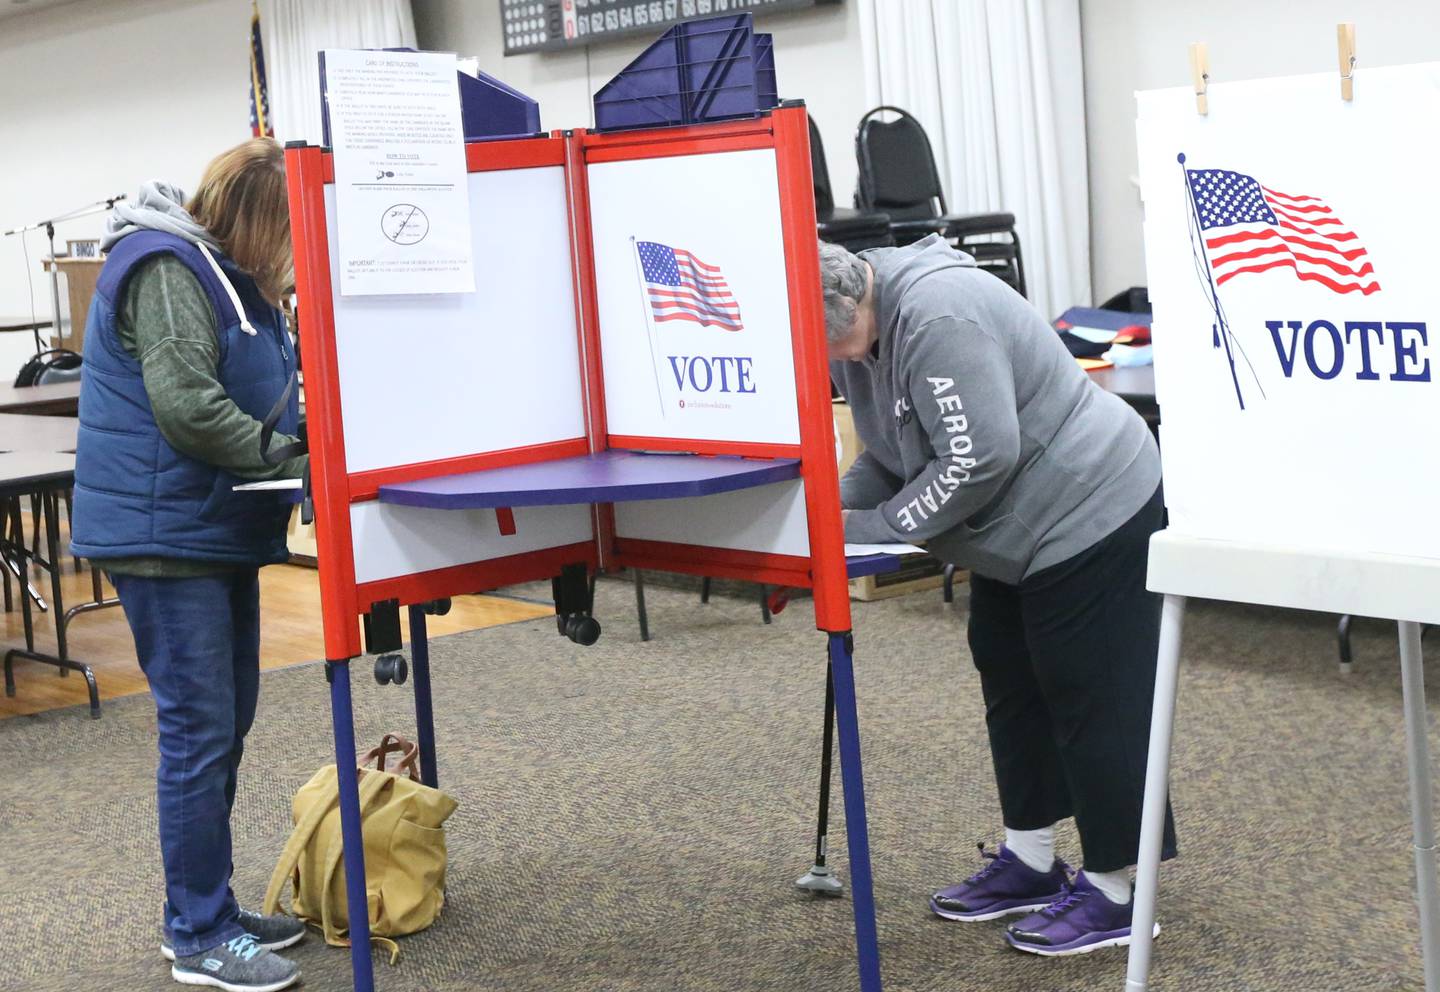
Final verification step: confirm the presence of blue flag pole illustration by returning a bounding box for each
[630,236,668,419]
[1179,152,1246,411]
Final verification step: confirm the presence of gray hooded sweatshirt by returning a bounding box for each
[833,235,1160,584]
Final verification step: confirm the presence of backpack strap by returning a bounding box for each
[262,765,343,917]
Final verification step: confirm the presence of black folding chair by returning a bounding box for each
[855,106,1027,297]
[809,115,893,252]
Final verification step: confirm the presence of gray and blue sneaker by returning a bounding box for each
[930,844,1071,922]
[170,933,300,992]
[163,910,306,961]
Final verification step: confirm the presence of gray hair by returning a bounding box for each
[817,240,869,342]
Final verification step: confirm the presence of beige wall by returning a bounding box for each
[411,0,871,202]
[0,0,254,371]
[1080,0,1440,301]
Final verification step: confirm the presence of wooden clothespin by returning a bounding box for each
[1337,22,1356,101]
[1190,43,1209,116]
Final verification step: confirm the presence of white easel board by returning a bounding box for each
[587,148,801,446]
[1136,63,1440,562]
[325,166,586,474]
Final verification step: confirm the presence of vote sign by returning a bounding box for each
[1137,63,1440,560]
[587,148,801,446]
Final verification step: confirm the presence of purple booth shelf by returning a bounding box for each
[377,450,801,510]
[844,553,902,579]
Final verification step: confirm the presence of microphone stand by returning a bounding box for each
[3,193,127,354]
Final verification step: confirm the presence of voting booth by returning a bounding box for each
[1127,47,1440,992]
[284,44,889,988]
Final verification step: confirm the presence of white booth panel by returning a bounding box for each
[324,166,587,474]
[614,479,811,557]
[587,149,800,446]
[350,501,594,584]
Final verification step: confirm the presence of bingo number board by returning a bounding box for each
[501,0,839,55]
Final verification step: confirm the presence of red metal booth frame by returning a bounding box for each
[283,103,883,992]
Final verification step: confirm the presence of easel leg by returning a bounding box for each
[828,632,883,992]
[795,660,843,895]
[633,569,650,642]
[1125,593,1186,992]
[407,606,439,789]
[1399,621,1440,992]
[328,661,376,992]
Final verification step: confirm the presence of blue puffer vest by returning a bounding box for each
[71,230,299,565]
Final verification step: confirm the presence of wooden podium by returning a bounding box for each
[41,257,103,352]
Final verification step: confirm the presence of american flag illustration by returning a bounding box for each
[1186,168,1379,295]
[636,240,743,331]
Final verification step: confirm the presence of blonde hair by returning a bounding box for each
[186,138,292,305]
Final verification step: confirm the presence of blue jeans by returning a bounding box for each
[112,570,261,956]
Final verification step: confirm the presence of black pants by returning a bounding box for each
[968,485,1177,873]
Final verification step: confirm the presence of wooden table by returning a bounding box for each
[0,413,78,452]
[0,443,103,718]
[0,381,80,415]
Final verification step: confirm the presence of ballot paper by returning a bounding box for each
[233,479,303,491]
[324,48,475,296]
[843,542,927,558]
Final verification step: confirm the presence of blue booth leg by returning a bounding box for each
[328,661,376,992]
[407,606,439,788]
[828,632,883,992]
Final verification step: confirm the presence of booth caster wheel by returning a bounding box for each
[795,864,844,896]
[563,614,601,646]
[375,653,408,686]
[426,598,452,616]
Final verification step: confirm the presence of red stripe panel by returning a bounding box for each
[1261,192,1332,215]
[652,287,741,310]
[1261,186,1321,203]
[652,312,744,329]
[1215,257,1380,294]
[674,250,722,273]
[1213,242,1375,278]
[1276,218,1357,242]
[355,542,597,606]
[614,538,814,588]
[1206,228,1369,260]
[1271,205,1343,227]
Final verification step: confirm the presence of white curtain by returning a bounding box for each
[259,0,418,145]
[858,0,1090,320]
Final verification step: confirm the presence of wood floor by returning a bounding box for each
[0,559,554,720]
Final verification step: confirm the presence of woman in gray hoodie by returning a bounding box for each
[822,235,1175,958]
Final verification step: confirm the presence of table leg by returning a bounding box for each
[407,606,439,790]
[44,492,66,662]
[1399,621,1440,992]
[829,632,882,992]
[1125,593,1186,992]
[328,661,376,992]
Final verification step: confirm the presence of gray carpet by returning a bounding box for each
[0,578,1431,991]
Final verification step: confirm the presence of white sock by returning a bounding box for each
[1084,868,1132,905]
[1004,824,1056,873]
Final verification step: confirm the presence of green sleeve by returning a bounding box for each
[120,255,308,481]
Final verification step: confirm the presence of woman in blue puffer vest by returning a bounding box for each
[72,138,307,992]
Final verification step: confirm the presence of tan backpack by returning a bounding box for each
[263,734,458,959]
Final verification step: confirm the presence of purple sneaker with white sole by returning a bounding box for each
[930,844,1070,922]
[1004,871,1160,956]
